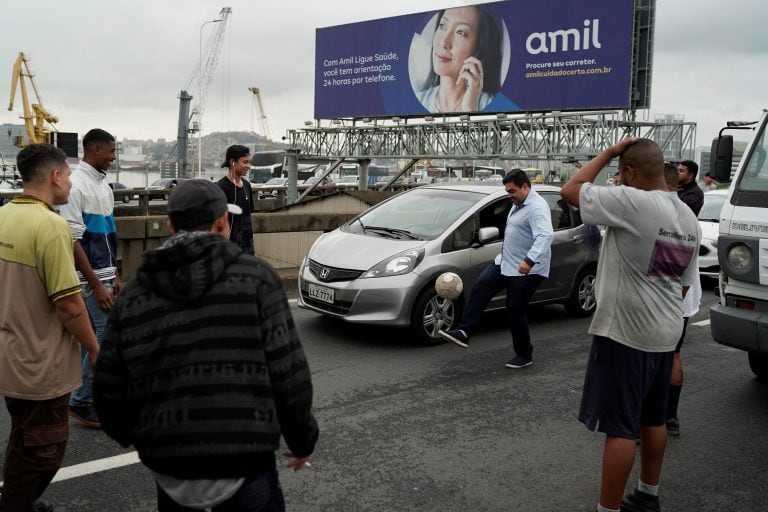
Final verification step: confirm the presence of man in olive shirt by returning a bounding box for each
[0,144,99,512]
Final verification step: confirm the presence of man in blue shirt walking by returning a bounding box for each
[439,169,554,368]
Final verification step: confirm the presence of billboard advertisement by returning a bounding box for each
[315,0,635,119]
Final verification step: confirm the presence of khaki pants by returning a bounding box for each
[2,394,70,511]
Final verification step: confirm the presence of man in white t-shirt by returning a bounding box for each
[561,138,700,512]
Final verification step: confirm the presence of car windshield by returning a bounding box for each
[698,193,726,222]
[340,176,357,183]
[356,188,487,239]
[264,178,286,185]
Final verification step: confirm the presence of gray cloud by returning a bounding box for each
[2,0,765,147]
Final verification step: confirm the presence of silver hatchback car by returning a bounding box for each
[297,183,600,345]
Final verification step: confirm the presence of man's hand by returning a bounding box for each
[605,137,640,159]
[518,260,532,275]
[94,282,115,311]
[284,451,311,472]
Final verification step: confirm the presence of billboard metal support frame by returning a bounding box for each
[286,110,696,163]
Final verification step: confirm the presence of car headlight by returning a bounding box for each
[361,248,424,278]
[727,244,752,270]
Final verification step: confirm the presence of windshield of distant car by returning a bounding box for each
[698,193,726,222]
[264,178,286,185]
[353,188,487,239]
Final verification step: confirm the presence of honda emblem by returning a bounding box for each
[319,268,330,280]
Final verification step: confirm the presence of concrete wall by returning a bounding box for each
[115,212,360,280]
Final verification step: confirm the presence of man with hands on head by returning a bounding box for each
[560,138,700,512]
[0,144,99,512]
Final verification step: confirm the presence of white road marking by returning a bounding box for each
[51,451,141,482]
[0,451,141,487]
[288,298,298,307]
[691,319,711,327]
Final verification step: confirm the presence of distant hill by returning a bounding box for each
[1,125,288,166]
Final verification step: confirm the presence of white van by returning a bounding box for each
[709,111,768,378]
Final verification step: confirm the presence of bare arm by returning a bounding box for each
[561,138,639,207]
[54,293,99,368]
[73,240,114,311]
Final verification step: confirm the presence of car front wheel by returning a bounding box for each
[565,266,597,317]
[410,287,463,346]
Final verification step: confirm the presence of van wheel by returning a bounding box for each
[565,266,597,317]
[748,353,768,380]
[410,287,463,346]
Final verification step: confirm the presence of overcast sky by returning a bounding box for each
[2,0,765,148]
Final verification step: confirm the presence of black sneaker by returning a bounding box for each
[439,329,469,348]
[504,355,532,369]
[620,488,660,512]
[0,497,53,512]
[34,500,54,512]
[69,404,101,429]
[666,417,680,437]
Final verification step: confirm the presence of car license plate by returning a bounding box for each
[308,283,334,304]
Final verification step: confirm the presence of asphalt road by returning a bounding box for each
[1,281,766,511]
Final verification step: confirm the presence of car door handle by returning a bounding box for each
[572,234,584,243]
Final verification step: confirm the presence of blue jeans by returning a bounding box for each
[156,470,285,512]
[457,262,545,358]
[70,281,112,407]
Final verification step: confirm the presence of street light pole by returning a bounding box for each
[198,18,221,178]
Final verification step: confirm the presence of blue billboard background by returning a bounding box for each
[315,0,634,119]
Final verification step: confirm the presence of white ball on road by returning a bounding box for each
[435,272,463,300]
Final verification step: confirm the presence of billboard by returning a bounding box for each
[315,0,635,119]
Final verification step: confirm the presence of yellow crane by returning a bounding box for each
[248,86,272,150]
[7,52,59,147]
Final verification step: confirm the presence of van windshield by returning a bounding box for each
[738,122,768,194]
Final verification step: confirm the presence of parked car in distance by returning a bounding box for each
[0,177,21,206]
[697,189,728,278]
[298,183,601,345]
[299,176,335,196]
[257,177,288,199]
[148,178,185,200]
[108,182,134,203]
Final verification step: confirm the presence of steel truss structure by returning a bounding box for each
[286,110,696,163]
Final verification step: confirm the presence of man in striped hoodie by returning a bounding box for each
[58,128,120,429]
[93,180,318,511]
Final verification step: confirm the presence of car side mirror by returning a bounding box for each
[474,226,500,247]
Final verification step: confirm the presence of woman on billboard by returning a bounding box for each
[415,5,503,113]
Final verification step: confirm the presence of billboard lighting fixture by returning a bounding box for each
[496,113,508,120]
[459,115,470,122]
[424,116,435,122]
[361,117,372,123]
[304,120,314,127]
[391,116,402,123]
[331,119,342,125]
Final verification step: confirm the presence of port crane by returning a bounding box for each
[176,6,231,178]
[248,86,272,150]
[7,52,59,147]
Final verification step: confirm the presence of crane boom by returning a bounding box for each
[177,6,231,178]
[248,87,271,146]
[8,52,59,146]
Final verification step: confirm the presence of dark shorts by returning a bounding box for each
[578,336,674,439]
[675,316,690,353]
